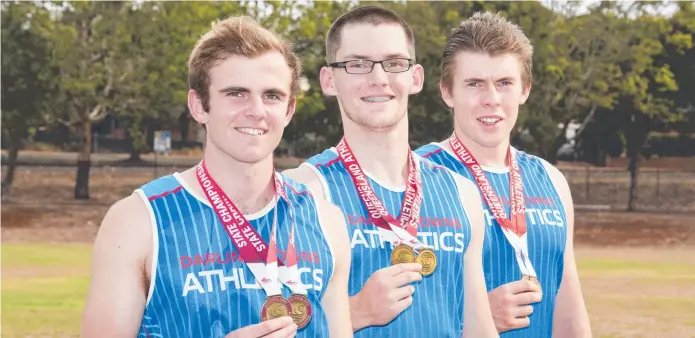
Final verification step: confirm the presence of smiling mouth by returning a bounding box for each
[235,127,266,136]
[477,117,502,125]
[361,96,395,103]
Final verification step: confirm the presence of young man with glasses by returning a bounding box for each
[284,5,498,337]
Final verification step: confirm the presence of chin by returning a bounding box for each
[475,135,508,148]
[225,148,272,164]
[353,110,404,131]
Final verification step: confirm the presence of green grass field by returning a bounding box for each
[2,244,695,337]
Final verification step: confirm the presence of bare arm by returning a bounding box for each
[316,198,354,338]
[458,177,499,338]
[544,163,592,337]
[283,165,328,201]
[81,193,152,337]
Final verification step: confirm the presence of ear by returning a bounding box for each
[188,89,209,124]
[285,97,297,126]
[320,66,338,96]
[439,81,455,109]
[519,82,532,105]
[408,63,425,95]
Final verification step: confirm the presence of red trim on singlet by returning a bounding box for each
[421,147,444,159]
[314,157,341,168]
[148,185,184,201]
[283,182,312,197]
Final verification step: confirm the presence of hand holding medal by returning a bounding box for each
[449,134,541,292]
[337,138,438,277]
[197,161,312,329]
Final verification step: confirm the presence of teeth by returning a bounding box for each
[236,128,265,136]
[362,96,392,102]
[478,117,500,124]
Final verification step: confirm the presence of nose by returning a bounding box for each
[481,85,501,108]
[244,96,266,119]
[367,62,389,87]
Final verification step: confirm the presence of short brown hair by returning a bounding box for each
[325,5,416,63]
[188,16,301,112]
[441,12,533,92]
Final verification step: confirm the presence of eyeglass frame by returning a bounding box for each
[327,58,415,74]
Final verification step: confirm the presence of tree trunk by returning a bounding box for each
[74,116,92,199]
[625,112,649,212]
[627,154,639,211]
[1,139,21,199]
[129,147,141,162]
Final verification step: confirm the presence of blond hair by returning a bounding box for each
[188,16,301,111]
[441,12,533,91]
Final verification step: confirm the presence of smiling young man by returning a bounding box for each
[81,16,353,338]
[284,5,497,338]
[416,12,591,337]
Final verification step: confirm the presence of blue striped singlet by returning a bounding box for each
[304,148,476,338]
[135,172,334,337]
[417,142,568,338]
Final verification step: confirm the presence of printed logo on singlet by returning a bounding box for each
[180,250,325,297]
[482,195,564,227]
[347,215,467,252]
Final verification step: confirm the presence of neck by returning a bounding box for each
[452,125,510,169]
[342,118,410,188]
[198,144,275,215]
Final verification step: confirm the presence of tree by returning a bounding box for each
[1,2,57,198]
[617,3,693,210]
[523,1,642,163]
[51,1,132,199]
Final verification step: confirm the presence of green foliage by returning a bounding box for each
[1,2,57,146]
[2,0,693,163]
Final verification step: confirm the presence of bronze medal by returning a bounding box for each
[288,294,312,329]
[415,248,437,276]
[522,274,543,294]
[391,244,415,265]
[261,295,292,321]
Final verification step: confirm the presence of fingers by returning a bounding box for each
[390,284,416,302]
[508,316,531,330]
[513,290,543,305]
[513,305,534,318]
[390,294,414,315]
[390,270,423,287]
[230,317,293,338]
[504,279,537,294]
[260,322,297,338]
[382,262,422,276]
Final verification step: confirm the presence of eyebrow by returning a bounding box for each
[219,86,288,97]
[463,76,516,83]
[341,53,410,60]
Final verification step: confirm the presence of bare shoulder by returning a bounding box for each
[314,195,349,251]
[283,164,327,201]
[537,157,571,191]
[94,192,153,263]
[536,157,573,207]
[315,197,347,234]
[448,167,483,205]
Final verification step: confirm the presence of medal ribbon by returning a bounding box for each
[273,173,307,296]
[448,134,537,278]
[335,138,425,249]
[196,161,307,297]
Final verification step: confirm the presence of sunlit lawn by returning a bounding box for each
[2,244,695,337]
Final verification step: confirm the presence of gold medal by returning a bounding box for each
[288,294,312,329]
[391,244,415,265]
[415,248,437,276]
[522,274,543,294]
[260,295,291,321]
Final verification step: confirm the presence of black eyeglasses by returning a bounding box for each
[328,58,414,74]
